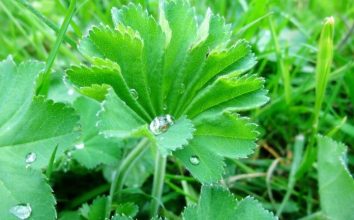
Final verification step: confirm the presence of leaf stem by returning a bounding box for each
[150,152,167,217]
[105,138,149,218]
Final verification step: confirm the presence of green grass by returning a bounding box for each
[0,0,353,219]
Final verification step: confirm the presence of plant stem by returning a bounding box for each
[150,152,167,217]
[105,138,149,218]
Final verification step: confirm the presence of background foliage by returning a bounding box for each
[0,0,353,219]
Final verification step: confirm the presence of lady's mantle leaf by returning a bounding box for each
[0,57,79,220]
[174,110,259,183]
[317,136,354,220]
[182,186,277,220]
[72,96,122,169]
[0,57,79,169]
[0,162,56,220]
[97,89,195,155]
[69,0,267,183]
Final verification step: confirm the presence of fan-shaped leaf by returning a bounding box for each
[72,96,122,169]
[182,186,276,220]
[0,57,80,220]
[317,136,354,220]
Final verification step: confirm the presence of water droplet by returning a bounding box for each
[75,142,85,150]
[25,153,36,168]
[149,115,174,135]
[67,88,75,96]
[129,89,139,100]
[189,155,200,165]
[65,150,73,158]
[163,104,168,111]
[9,203,32,219]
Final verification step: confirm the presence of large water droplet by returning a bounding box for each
[75,142,85,150]
[129,89,139,100]
[149,115,174,135]
[25,152,36,168]
[9,203,32,219]
[189,155,200,165]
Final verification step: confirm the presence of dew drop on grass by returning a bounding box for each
[75,142,85,150]
[189,155,200,165]
[129,89,139,100]
[25,152,36,168]
[9,203,32,219]
[149,115,174,135]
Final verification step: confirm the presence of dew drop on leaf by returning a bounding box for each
[75,142,85,150]
[67,88,75,96]
[189,155,200,165]
[129,89,139,100]
[163,104,168,111]
[9,203,32,219]
[25,152,36,168]
[149,115,174,135]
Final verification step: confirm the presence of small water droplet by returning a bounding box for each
[129,89,139,100]
[67,88,75,96]
[75,142,85,150]
[9,203,32,219]
[25,153,36,168]
[65,150,73,158]
[189,155,200,165]
[163,104,168,111]
[149,115,174,135]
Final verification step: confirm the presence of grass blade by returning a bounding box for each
[296,16,335,179]
[36,0,77,96]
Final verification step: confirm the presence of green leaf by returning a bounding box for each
[175,110,258,182]
[59,211,83,220]
[0,58,79,169]
[97,89,149,139]
[185,74,264,118]
[0,57,80,220]
[317,136,354,220]
[112,4,165,114]
[98,89,195,155]
[234,197,277,220]
[115,202,138,217]
[87,197,107,220]
[177,39,257,116]
[88,25,155,117]
[154,116,195,155]
[67,58,151,121]
[0,162,56,220]
[72,96,122,169]
[71,1,266,183]
[159,0,198,105]
[182,186,276,220]
[174,140,225,183]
